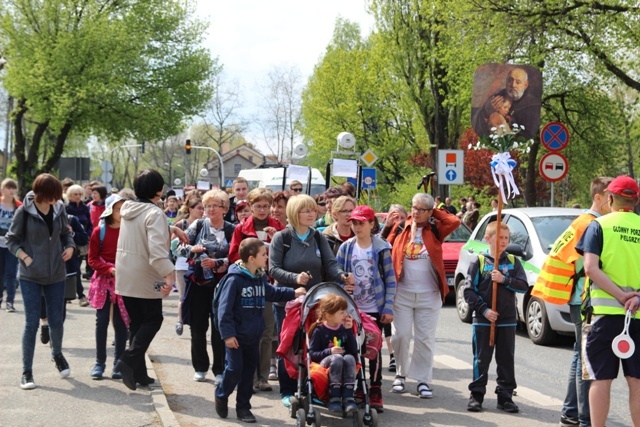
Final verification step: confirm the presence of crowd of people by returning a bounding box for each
[2,170,639,426]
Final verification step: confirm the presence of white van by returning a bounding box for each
[238,167,326,196]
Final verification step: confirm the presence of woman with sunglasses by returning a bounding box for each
[314,194,327,220]
[322,195,357,255]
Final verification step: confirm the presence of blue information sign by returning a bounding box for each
[361,168,377,189]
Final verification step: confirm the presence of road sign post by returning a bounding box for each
[539,122,570,207]
[437,150,464,185]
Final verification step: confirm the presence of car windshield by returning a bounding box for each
[531,215,578,254]
[445,224,472,242]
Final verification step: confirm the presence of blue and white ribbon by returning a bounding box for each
[490,152,519,202]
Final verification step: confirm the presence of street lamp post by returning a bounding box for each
[190,145,224,189]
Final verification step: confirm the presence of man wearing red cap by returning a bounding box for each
[576,175,640,427]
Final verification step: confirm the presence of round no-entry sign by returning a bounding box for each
[540,122,570,151]
[539,152,569,182]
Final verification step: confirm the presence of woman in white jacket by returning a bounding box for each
[114,170,175,391]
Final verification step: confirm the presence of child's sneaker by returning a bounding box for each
[327,398,343,414]
[467,393,483,412]
[236,408,256,423]
[90,363,105,380]
[497,398,519,413]
[344,398,358,414]
[369,385,384,412]
[215,396,228,419]
[52,353,70,378]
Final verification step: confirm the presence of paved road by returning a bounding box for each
[0,286,634,427]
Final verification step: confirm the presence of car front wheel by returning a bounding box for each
[526,297,557,345]
[456,279,472,323]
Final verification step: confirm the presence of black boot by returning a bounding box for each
[328,384,342,413]
[342,383,357,413]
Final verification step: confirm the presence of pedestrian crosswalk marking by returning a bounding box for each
[435,354,563,407]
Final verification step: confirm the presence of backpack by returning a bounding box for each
[281,227,323,257]
[212,274,232,332]
[361,312,383,360]
[187,219,234,286]
[281,227,325,281]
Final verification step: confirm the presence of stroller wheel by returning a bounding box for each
[310,410,321,427]
[296,408,306,427]
[360,409,378,427]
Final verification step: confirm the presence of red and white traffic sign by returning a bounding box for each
[539,152,569,182]
[540,122,570,152]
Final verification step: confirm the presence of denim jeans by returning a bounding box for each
[0,246,18,304]
[321,354,356,386]
[561,304,591,427]
[216,343,259,410]
[21,280,65,372]
[96,296,128,366]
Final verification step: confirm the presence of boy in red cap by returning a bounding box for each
[576,175,640,427]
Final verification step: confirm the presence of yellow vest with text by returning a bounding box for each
[590,212,640,318]
[532,213,596,305]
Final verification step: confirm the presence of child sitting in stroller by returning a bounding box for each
[308,294,358,415]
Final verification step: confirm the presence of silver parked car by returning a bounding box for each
[453,207,580,345]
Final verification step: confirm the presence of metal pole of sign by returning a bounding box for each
[550,182,555,207]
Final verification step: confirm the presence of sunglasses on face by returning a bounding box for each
[291,188,303,192]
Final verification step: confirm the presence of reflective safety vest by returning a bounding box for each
[590,212,640,318]
[532,212,597,305]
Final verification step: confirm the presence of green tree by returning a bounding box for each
[300,19,421,188]
[0,0,217,193]
[368,0,513,195]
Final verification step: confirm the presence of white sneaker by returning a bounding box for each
[193,371,207,382]
[268,364,277,381]
[214,374,223,386]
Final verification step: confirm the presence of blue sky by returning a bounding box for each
[195,0,375,153]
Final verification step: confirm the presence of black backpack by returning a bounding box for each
[212,275,232,332]
[280,227,323,257]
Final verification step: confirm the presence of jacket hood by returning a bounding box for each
[228,260,267,278]
[120,200,160,220]
[23,191,66,218]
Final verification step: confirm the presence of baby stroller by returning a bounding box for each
[277,282,381,427]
